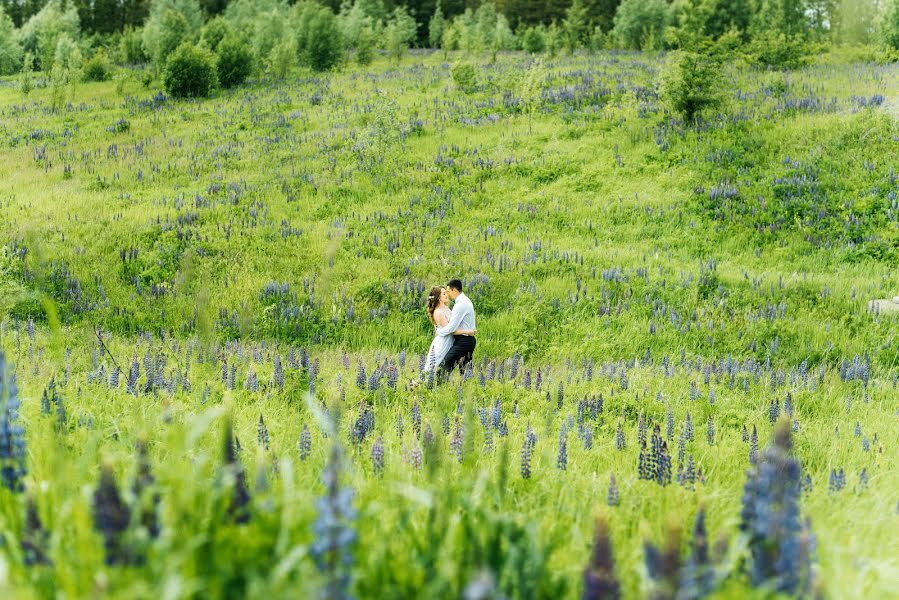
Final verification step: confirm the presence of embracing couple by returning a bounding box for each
[425,279,477,380]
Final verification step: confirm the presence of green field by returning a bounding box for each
[0,51,898,598]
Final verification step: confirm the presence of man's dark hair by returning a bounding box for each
[447,279,463,292]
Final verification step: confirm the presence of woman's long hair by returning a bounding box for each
[427,286,444,326]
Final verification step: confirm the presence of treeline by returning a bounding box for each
[1,0,899,99]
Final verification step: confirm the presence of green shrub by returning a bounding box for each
[163,42,218,98]
[120,27,148,64]
[747,30,812,69]
[879,0,899,51]
[201,16,235,52]
[611,0,669,50]
[142,0,204,67]
[216,35,253,88]
[82,51,112,82]
[522,27,545,54]
[355,26,376,65]
[452,62,477,93]
[0,5,22,75]
[659,51,725,123]
[292,2,344,72]
[267,36,296,79]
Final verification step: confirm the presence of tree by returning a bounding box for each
[292,2,344,71]
[17,0,81,72]
[611,0,669,50]
[429,0,445,48]
[385,5,417,62]
[163,41,218,97]
[658,50,725,123]
[0,5,23,75]
[142,0,203,67]
[880,0,899,51]
[92,0,123,33]
[563,0,592,52]
[216,34,254,88]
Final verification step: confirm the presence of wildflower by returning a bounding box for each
[749,425,758,465]
[258,414,270,450]
[557,431,567,471]
[92,461,131,565]
[371,436,384,475]
[311,443,357,600]
[667,405,674,441]
[224,420,251,524]
[299,424,312,461]
[520,438,532,479]
[21,491,51,566]
[582,515,621,600]
[685,412,694,441]
[616,422,626,450]
[607,474,619,506]
[0,352,26,492]
[132,438,160,540]
[707,415,714,446]
[740,418,815,594]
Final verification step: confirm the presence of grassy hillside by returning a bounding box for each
[0,51,897,598]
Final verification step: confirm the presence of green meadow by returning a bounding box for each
[0,51,897,598]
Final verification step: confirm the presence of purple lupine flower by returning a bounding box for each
[224,420,251,524]
[707,415,715,446]
[491,399,502,429]
[557,382,564,408]
[520,438,532,479]
[450,417,463,463]
[257,415,270,450]
[127,355,140,395]
[423,423,434,448]
[784,392,792,417]
[742,425,749,443]
[768,398,780,423]
[858,468,868,491]
[607,473,620,506]
[311,443,356,600]
[740,419,814,594]
[0,350,26,492]
[685,412,694,441]
[411,443,422,470]
[616,422,626,450]
[683,454,696,490]
[638,413,647,447]
[132,438,160,541]
[750,425,758,465]
[411,400,421,439]
[299,424,312,461]
[22,493,51,566]
[396,414,404,439]
[667,405,674,441]
[584,427,593,450]
[92,461,132,565]
[273,356,284,391]
[371,436,384,474]
[356,363,367,390]
[557,430,567,471]
[582,515,621,600]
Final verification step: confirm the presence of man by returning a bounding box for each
[435,279,477,379]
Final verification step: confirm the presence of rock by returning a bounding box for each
[868,298,899,314]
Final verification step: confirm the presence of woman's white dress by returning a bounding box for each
[425,307,453,373]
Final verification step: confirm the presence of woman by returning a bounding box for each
[424,286,475,376]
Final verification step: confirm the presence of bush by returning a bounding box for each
[659,51,725,123]
[452,62,477,93]
[216,35,253,88]
[747,30,812,69]
[142,0,204,67]
[120,27,148,64]
[611,0,669,50]
[163,42,218,98]
[82,51,112,82]
[267,36,296,79]
[292,2,343,72]
[879,0,899,51]
[522,27,545,54]
[0,6,22,75]
[201,16,235,52]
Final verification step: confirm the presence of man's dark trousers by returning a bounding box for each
[439,335,476,378]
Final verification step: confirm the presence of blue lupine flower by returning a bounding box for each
[740,418,814,594]
[685,412,694,441]
[607,473,620,506]
[750,425,758,465]
[22,493,51,566]
[299,424,312,461]
[257,415,270,450]
[520,438,532,480]
[371,437,384,474]
[0,353,27,492]
[582,515,621,600]
[311,444,357,600]
[557,430,567,471]
[616,422,626,450]
[667,405,674,441]
[92,462,132,565]
[707,415,715,446]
